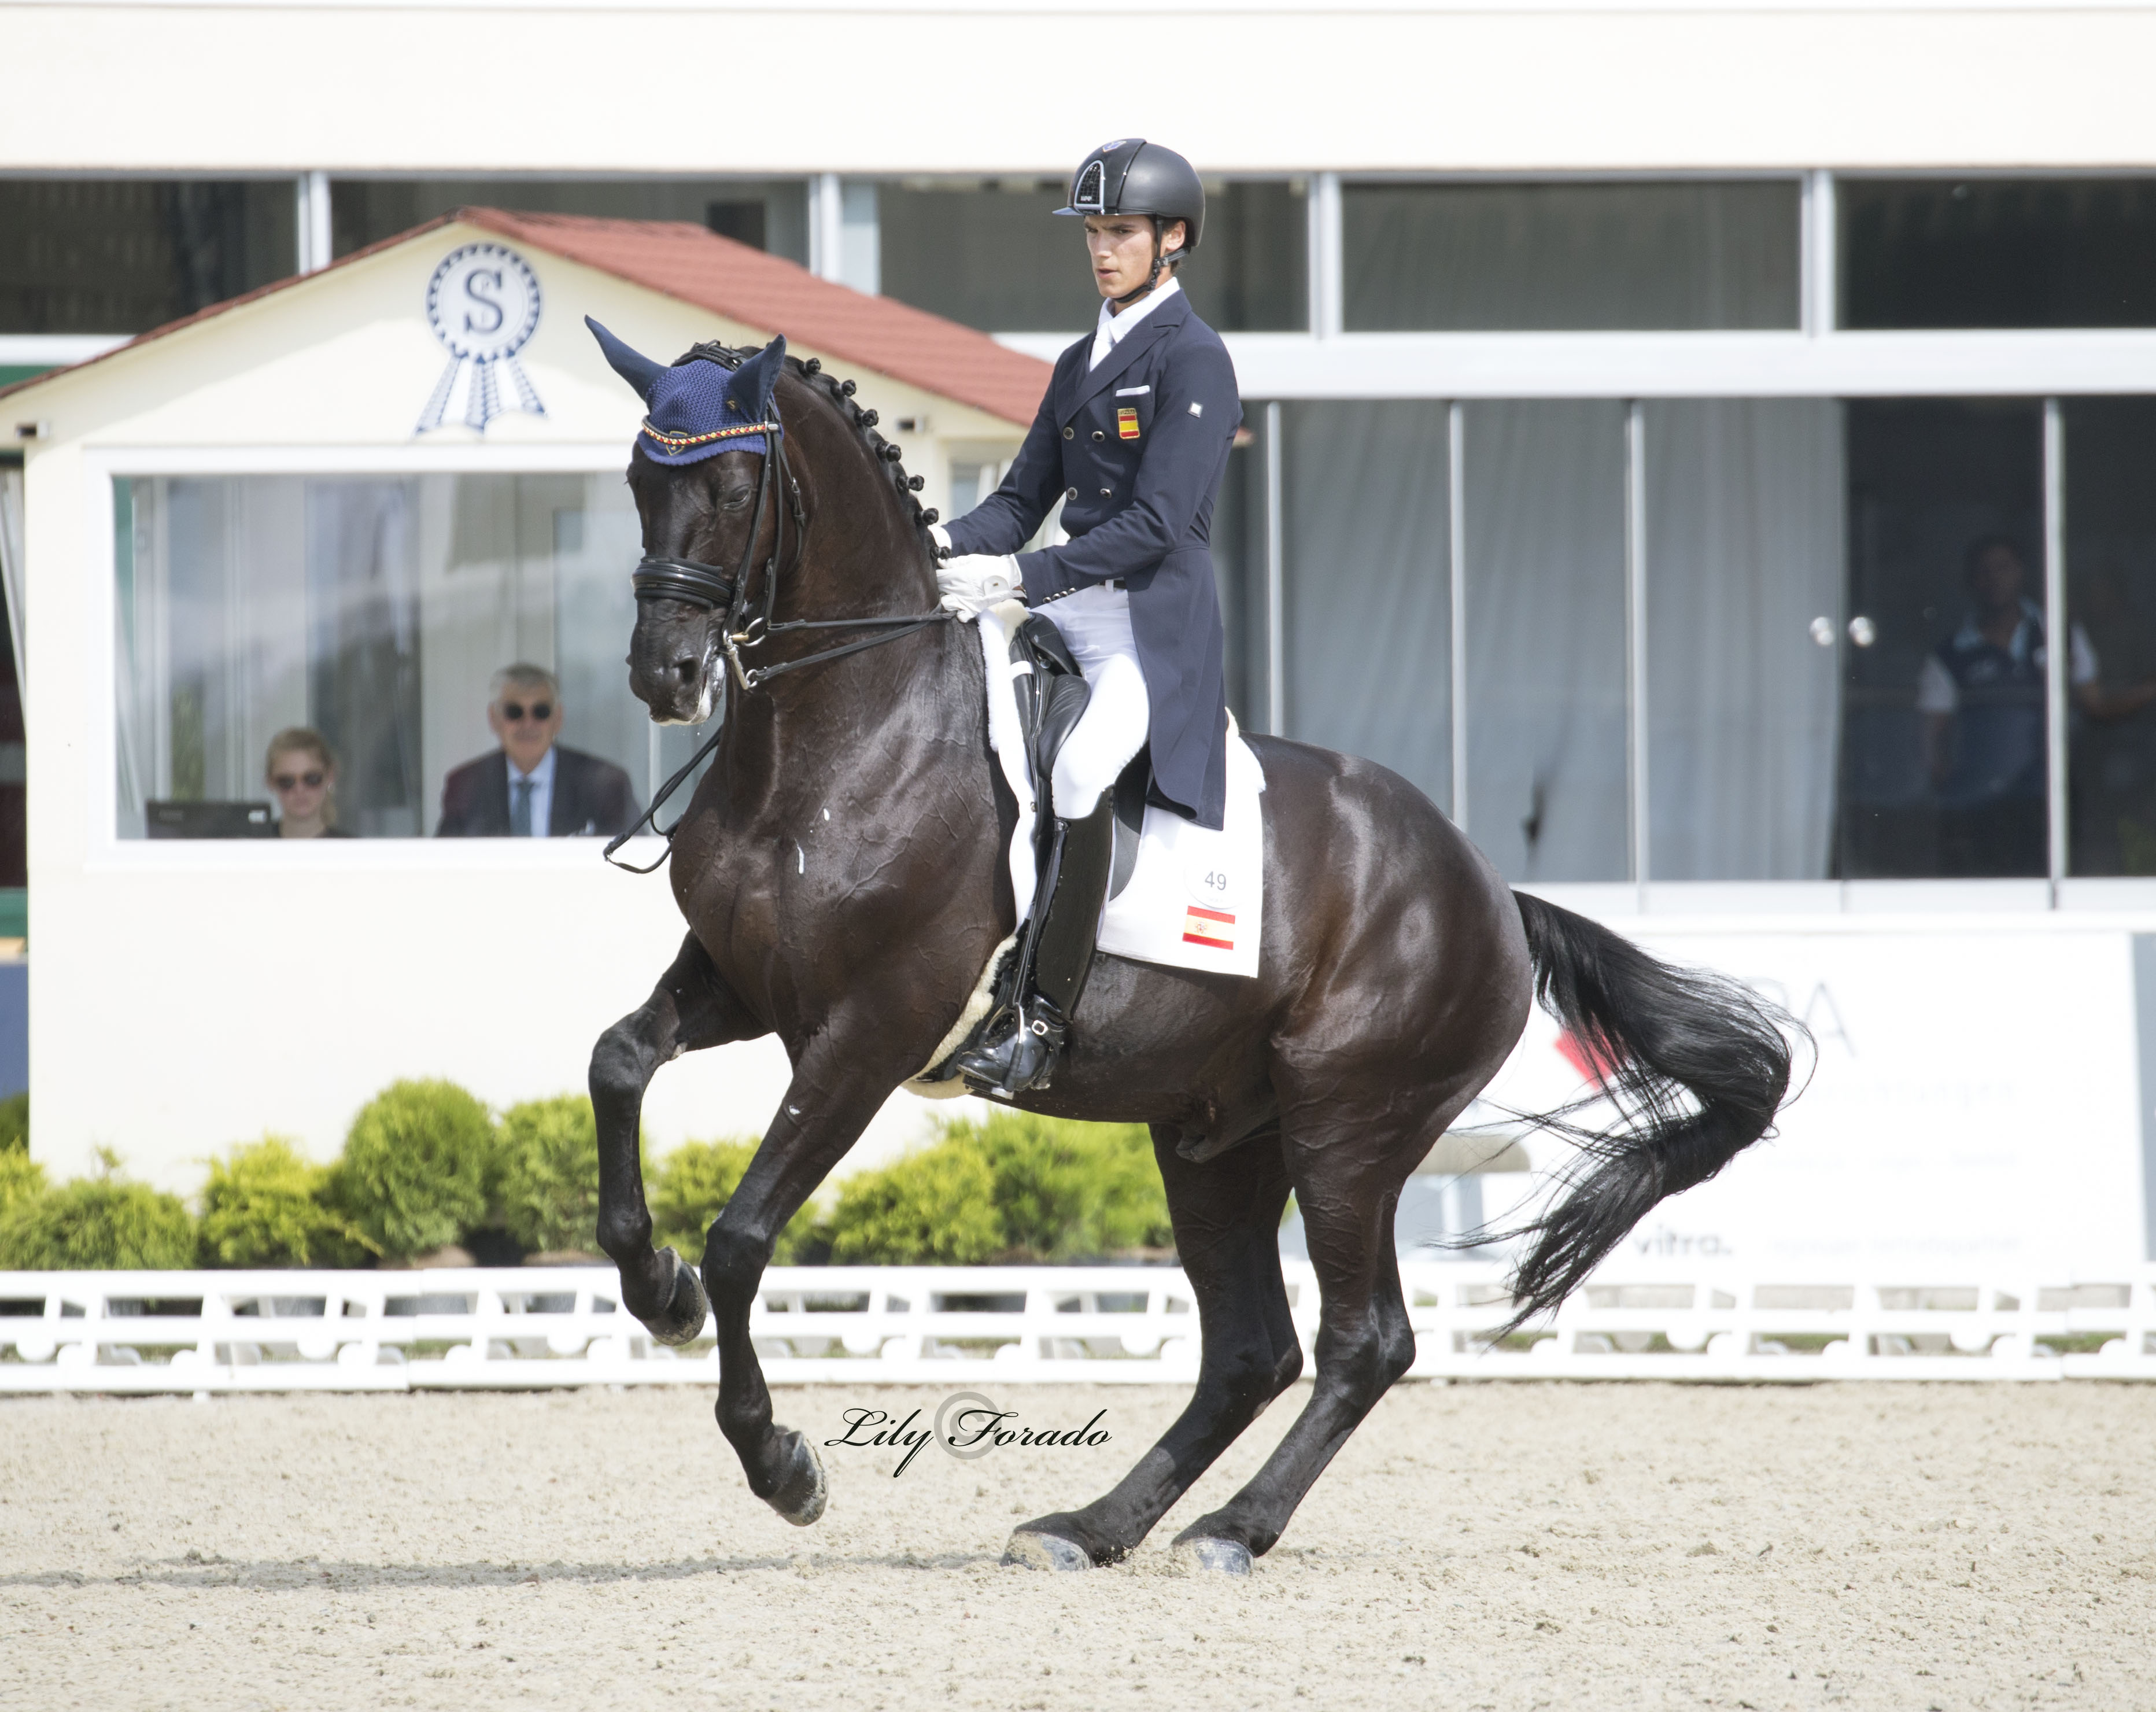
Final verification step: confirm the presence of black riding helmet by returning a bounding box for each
[1056,139,1205,303]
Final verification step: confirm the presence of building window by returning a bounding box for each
[0,180,296,336]
[112,473,702,840]
[1840,179,2156,329]
[2066,398,2156,876]
[1839,401,2047,880]
[1280,400,1453,811]
[1342,180,1801,333]
[876,178,1308,334]
[1459,401,1630,881]
[1646,400,1845,881]
[328,178,812,267]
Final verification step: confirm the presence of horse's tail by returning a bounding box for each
[1500,891,1797,1329]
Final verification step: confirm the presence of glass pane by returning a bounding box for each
[1841,179,2156,330]
[1280,401,1451,809]
[1840,401,2046,879]
[1461,401,1628,880]
[115,473,652,838]
[877,179,1308,334]
[1343,181,1799,332]
[2066,399,2156,876]
[1179,181,1307,334]
[0,179,296,335]
[330,178,812,267]
[1646,400,1845,880]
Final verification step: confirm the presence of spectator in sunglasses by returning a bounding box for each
[435,663,640,838]
[264,728,353,839]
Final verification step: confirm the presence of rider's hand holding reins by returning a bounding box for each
[937,553,1022,619]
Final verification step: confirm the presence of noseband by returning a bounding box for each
[609,371,954,872]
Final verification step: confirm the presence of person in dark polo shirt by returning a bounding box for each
[435,663,640,838]
[1918,535,2096,875]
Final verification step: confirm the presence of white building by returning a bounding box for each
[4,1,2155,1277]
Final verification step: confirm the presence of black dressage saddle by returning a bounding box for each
[1006,614,1146,901]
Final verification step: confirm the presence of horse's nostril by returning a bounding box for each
[674,658,699,683]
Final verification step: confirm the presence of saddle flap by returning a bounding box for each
[1109,749,1149,901]
[1007,614,1091,809]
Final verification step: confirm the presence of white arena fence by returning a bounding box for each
[4,1260,2155,1393]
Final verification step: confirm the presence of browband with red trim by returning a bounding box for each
[639,418,784,452]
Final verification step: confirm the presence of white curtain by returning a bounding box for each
[1282,401,1452,809]
[1461,400,1630,883]
[1646,400,1845,881]
[0,468,23,698]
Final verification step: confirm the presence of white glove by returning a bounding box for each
[937,553,1021,619]
[929,522,953,558]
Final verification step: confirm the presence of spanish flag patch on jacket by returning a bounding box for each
[1117,406,1140,440]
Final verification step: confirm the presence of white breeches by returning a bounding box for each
[1040,584,1150,817]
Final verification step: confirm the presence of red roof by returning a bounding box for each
[0,206,1054,426]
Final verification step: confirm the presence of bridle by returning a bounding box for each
[604,373,954,872]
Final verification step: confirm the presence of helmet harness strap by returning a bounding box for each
[1110,216,1183,309]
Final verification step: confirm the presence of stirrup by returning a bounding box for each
[954,999,1068,1097]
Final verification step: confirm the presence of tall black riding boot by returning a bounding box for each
[954,798,1114,1097]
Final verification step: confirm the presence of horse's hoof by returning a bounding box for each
[768,1433,827,1527]
[639,1248,709,1347]
[1175,1536,1254,1576]
[1002,1530,1093,1572]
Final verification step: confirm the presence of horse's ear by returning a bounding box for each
[585,316,666,401]
[726,335,787,421]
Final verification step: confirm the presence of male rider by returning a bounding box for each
[933,139,1243,1095]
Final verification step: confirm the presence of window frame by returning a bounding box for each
[82,441,668,872]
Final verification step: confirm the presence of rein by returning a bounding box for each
[604,384,954,873]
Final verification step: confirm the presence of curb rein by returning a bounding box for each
[604,397,955,873]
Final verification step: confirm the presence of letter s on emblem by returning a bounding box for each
[463,270,506,335]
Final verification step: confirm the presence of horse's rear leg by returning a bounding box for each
[591,932,765,1341]
[1168,1123,1426,1573]
[1006,1127,1301,1570]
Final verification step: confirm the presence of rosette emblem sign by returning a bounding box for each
[415,243,547,434]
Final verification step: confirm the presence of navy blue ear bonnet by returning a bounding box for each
[586,317,785,465]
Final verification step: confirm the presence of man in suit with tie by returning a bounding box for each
[435,664,641,838]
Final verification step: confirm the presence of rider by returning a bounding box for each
[933,138,1244,1095]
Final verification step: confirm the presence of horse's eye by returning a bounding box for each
[720,487,754,511]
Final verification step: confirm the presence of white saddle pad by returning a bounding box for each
[976,601,1264,979]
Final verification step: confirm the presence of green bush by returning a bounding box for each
[0,1091,27,1155]
[0,1154,195,1269]
[826,1138,1003,1265]
[0,1146,45,1216]
[949,1111,1172,1260]
[496,1094,606,1255]
[818,1115,1173,1267]
[649,1137,822,1265]
[333,1079,497,1263]
[198,1137,371,1268]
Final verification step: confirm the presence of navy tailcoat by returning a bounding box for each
[945,289,1242,829]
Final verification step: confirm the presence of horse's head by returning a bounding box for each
[593,318,942,726]
[590,320,792,723]
[623,441,764,724]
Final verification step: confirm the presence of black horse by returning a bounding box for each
[590,342,1793,1574]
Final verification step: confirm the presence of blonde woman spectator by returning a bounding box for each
[264,728,353,839]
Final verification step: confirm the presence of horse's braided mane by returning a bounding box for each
[673,341,941,555]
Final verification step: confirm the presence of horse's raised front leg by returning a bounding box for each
[1168,1113,1427,1574]
[702,1039,917,1526]
[590,932,766,1342]
[1005,1124,1302,1570]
